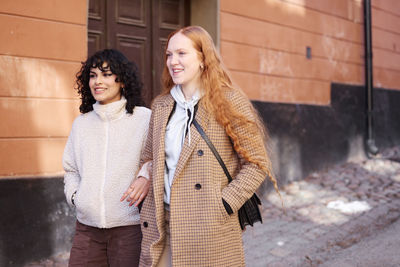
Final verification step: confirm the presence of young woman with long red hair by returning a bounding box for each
[123,26,279,267]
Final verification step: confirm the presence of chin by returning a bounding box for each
[172,78,183,85]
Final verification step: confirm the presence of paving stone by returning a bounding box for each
[269,247,291,257]
[303,227,329,240]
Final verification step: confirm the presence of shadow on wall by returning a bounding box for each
[255,83,400,197]
[0,178,75,266]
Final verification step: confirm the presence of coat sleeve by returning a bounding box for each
[139,103,155,167]
[136,109,152,179]
[220,90,269,213]
[63,125,80,207]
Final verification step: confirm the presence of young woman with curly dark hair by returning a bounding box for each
[75,49,145,114]
[63,49,151,267]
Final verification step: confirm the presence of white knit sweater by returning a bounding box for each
[63,97,151,228]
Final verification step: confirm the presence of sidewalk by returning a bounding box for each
[26,147,400,267]
[243,146,400,266]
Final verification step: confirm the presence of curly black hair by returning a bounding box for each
[75,49,144,114]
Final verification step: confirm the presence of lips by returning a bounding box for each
[94,88,105,94]
[172,68,183,74]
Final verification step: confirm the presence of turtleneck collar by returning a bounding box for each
[92,96,127,121]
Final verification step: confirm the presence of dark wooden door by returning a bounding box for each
[88,0,189,106]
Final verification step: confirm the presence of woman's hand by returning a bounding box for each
[121,176,150,207]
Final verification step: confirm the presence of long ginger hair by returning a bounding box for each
[162,26,279,193]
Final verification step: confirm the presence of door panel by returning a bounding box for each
[88,0,106,56]
[111,0,152,103]
[152,0,188,98]
[116,0,146,26]
[88,0,189,106]
[160,0,184,29]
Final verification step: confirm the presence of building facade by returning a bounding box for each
[0,0,399,265]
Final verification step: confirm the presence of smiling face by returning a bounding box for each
[89,63,122,105]
[166,32,203,93]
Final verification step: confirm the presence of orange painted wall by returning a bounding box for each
[0,0,87,177]
[1,0,399,177]
[220,0,400,105]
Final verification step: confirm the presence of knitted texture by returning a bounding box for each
[63,98,151,228]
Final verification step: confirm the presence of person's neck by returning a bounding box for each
[181,85,199,101]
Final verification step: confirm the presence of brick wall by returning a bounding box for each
[0,0,87,177]
[220,0,400,105]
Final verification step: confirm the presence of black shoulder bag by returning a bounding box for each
[193,119,263,230]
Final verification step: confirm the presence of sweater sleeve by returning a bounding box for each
[63,125,81,207]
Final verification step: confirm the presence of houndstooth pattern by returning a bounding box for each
[139,90,269,267]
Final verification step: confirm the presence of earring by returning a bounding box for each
[121,87,125,94]
[200,64,204,70]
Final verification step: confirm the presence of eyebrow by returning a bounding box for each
[90,68,112,73]
[166,48,187,53]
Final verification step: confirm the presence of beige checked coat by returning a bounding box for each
[139,89,269,267]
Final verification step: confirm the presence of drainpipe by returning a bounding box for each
[364,0,379,156]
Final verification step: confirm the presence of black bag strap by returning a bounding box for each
[193,119,233,183]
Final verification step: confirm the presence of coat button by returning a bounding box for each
[195,183,202,190]
[143,222,148,228]
[197,150,204,156]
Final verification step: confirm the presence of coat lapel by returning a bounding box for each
[172,101,209,184]
[152,94,175,231]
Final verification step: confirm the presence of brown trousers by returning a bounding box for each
[69,221,142,267]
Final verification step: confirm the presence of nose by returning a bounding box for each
[169,54,178,65]
[95,75,102,84]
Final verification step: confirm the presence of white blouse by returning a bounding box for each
[164,85,201,204]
